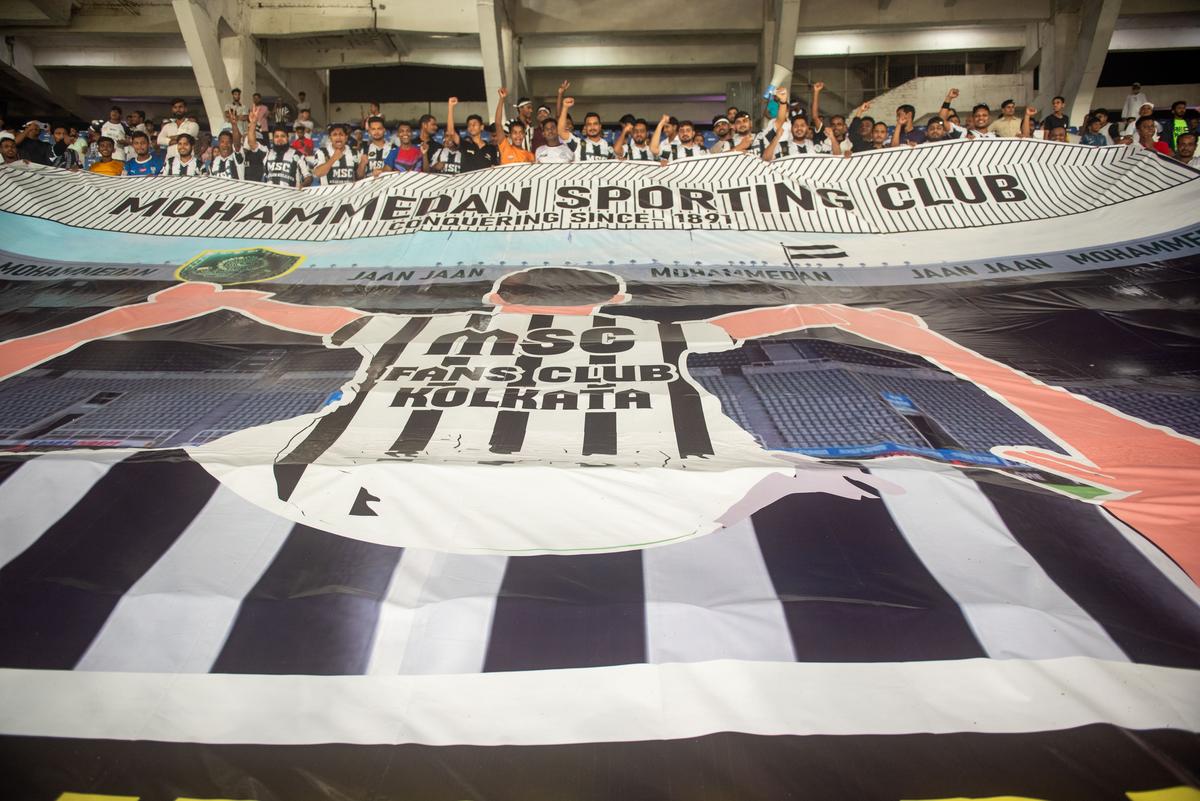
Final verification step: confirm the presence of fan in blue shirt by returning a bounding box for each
[123,131,164,175]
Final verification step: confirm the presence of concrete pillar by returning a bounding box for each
[500,5,518,95]
[477,0,506,104]
[1030,18,1058,116]
[1062,0,1122,123]
[172,0,232,133]
[756,0,777,95]
[756,0,801,114]
[772,0,801,91]
[221,33,256,103]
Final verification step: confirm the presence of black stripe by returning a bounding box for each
[582,314,618,456]
[0,450,218,669]
[581,413,617,456]
[5,726,1195,801]
[488,314,554,455]
[0,455,29,488]
[391,313,492,455]
[484,550,646,672]
[330,315,372,347]
[752,488,986,662]
[389,410,443,455]
[276,316,430,499]
[976,480,1200,668]
[210,524,403,675]
[659,322,714,458]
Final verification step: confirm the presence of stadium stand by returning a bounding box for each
[0,333,1186,462]
[744,365,926,449]
[1073,386,1200,439]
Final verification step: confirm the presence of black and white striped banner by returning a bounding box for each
[0,140,1194,241]
[1,141,1199,800]
[1,451,1197,676]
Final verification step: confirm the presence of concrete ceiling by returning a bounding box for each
[1,0,1196,126]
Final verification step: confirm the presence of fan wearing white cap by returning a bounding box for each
[503,96,535,147]
[1120,102,1162,141]
[708,116,734,153]
[0,131,22,166]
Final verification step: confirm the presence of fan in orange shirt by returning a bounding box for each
[88,136,125,175]
[494,87,535,165]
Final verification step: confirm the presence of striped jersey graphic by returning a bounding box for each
[1,451,1196,675]
[256,309,761,469]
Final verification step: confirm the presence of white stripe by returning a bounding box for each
[74,485,293,673]
[395,552,506,674]
[0,451,126,569]
[365,548,436,674]
[0,658,1194,745]
[367,549,508,675]
[879,462,1129,661]
[643,519,794,663]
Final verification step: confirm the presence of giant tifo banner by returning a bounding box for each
[0,140,1198,800]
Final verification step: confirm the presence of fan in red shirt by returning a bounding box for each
[290,124,314,158]
[385,121,423,172]
[1136,114,1172,155]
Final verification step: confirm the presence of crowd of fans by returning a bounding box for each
[1,80,1196,185]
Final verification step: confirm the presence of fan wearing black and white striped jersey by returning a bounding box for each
[614,119,658,162]
[358,116,395,179]
[730,110,756,155]
[656,120,708,164]
[559,98,615,161]
[432,97,465,173]
[208,108,247,180]
[312,123,359,185]
[162,133,207,176]
[263,125,312,188]
[761,87,841,160]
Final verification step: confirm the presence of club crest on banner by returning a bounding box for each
[175,246,304,285]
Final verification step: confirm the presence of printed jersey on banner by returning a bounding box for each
[193,305,799,553]
[259,310,764,468]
